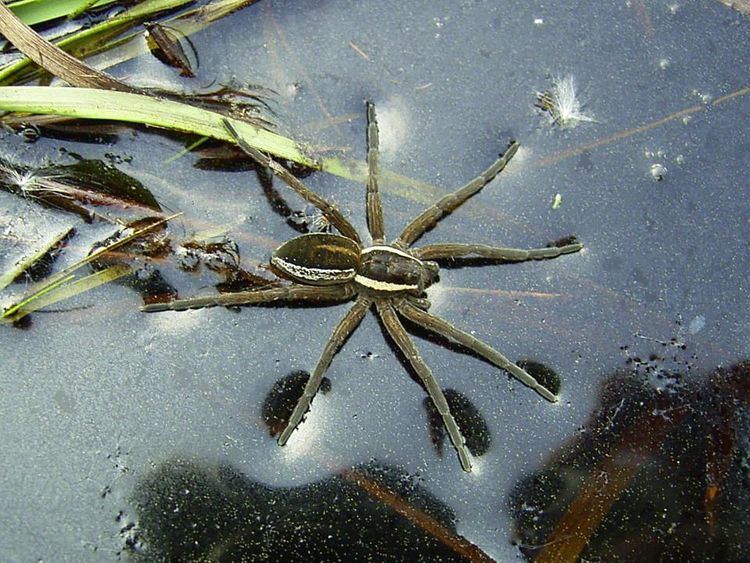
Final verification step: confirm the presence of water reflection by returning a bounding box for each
[508,359,750,561]
[126,458,488,562]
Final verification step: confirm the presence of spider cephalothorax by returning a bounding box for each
[143,104,583,471]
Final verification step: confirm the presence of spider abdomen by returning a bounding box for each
[271,233,360,285]
[355,245,424,293]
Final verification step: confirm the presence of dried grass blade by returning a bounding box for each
[1,212,180,320]
[0,227,74,292]
[0,2,131,91]
[0,0,194,85]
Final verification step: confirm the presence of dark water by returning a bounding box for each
[1,1,749,560]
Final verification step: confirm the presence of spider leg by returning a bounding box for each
[222,119,361,244]
[412,240,583,262]
[376,300,472,471]
[395,298,557,402]
[365,102,385,243]
[394,141,519,248]
[141,283,356,312]
[278,296,371,445]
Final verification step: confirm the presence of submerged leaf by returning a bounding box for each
[52,159,163,212]
[144,21,196,77]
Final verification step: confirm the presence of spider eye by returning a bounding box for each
[271,233,360,285]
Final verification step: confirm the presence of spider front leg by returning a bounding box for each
[395,298,557,402]
[365,102,385,243]
[394,141,519,249]
[412,240,584,262]
[278,296,371,445]
[141,283,357,312]
[222,119,361,244]
[376,300,473,471]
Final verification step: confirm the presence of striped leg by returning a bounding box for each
[222,119,361,244]
[395,298,557,402]
[278,296,371,445]
[394,141,519,248]
[365,102,385,243]
[141,283,357,312]
[376,300,472,471]
[412,240,584,262]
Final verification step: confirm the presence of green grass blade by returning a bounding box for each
[0,227,74,292]
[1,212,180,319]
[5,0,116,26]
[1,273,76,321]
[2,264,130,322]
[0,86,318,167]
[0,0,194,85]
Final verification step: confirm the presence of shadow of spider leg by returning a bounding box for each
[141,283,356,312]
[278,296,371,445]
[394,298,557,402]
[377,300,473,472]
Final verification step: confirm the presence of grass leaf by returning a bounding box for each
[2,212,180,320]
[2,265,130,322]
[0,227,74,292]
[5,0,116,26]
[0,86,318,167]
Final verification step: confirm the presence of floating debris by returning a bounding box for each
[144,21,197,78]
[650,163,668,181]
[0,157,165,222]
[537,75,596,128]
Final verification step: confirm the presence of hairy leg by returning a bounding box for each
[394,141,519,248]
[141,283,357,312]
[412,240,583,262]
[376,300,472,471]
[395,298,557,402]
[278,296,372,445]
[223,119,360,244]
[365,102,385,243]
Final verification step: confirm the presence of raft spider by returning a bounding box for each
[143,104,583,471]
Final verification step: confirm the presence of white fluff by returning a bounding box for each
[537,75,596,128]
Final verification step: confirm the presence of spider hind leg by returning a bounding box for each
[395,298,558,402]
[377,300,473,471]
[278,296,371,446]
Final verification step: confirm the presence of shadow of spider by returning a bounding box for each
[143,104,583,471]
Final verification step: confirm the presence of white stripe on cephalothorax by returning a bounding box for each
[354,274,418,292]
[271,255,355,282]
[361,245,420,262]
